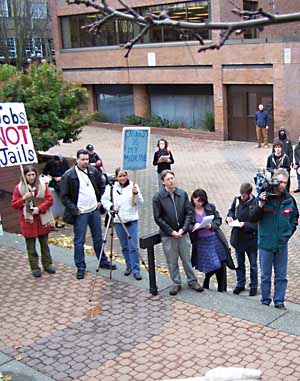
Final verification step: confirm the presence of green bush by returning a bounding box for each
[203,111,215,132]
[124,114,180,129]
[90,112,108,122]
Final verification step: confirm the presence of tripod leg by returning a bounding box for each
[109,219,114,280]
[88,213,113,302]
[115,213,149,272]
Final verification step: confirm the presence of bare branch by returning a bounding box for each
[67,0,300,54]
[123,24,151,58]
[82,13,115,34]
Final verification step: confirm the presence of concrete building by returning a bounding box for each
[50,0,300,142]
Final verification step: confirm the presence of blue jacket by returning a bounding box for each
[250,192,298,251]
[255,110,268,128]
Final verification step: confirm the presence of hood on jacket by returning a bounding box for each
[278,127,287,140]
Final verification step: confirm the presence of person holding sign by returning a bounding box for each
[226,183,258,296]
[102,168,144,280]
[153,139,174,191]
[11,165,56,278]
[190,189,233,292]
[153,170,203,296]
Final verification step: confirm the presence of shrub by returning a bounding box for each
[124,114,180,129]
[203,111,215,132]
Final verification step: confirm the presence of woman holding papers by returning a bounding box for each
[190,188,233,292]
[226,183,258,296]
[153,139,174,191]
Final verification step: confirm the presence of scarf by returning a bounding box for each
[18,180,55,227]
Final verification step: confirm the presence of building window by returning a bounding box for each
[243,0,258,39]
[31,1,48,19]
[0,0,9,17]
[7,37,16,58]
[61,0,209,49]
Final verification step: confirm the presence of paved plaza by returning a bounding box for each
[1,124,300,380]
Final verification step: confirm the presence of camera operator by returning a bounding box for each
[250,168,298,310]
[101,168,144,280]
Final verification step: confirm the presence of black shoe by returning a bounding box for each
[275,304,287,310]
[124,268,132,276]
[261,302,270,306]
[32,269,42,278]
[169,285,181,296]
[233,286,245,295]
[44,265,56,274]
[76,270,85,280]
[100,262,117,270]
[294,189,300,193]
[189,283,204,292]
[134,272,142,281]
[203,279,210,289]
[249,288,257,296]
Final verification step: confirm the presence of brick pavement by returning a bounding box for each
[2,245,300,381]
[46,125,300,303]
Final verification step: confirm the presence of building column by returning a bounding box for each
[213,64,228,140]
[133,85,150,117]
[84,85,96,113]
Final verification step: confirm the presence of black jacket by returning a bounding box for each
[266,153,290,175]
[191,203,235,270]
[294,143,300,165]
[60,165,105,224]
[152,187,192,236]
[227,194,257,252]
[153,149,174,174]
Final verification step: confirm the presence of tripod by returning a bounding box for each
[88,210,149,302]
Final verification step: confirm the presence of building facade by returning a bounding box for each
[50,0,300,141]
[0,0,54,67]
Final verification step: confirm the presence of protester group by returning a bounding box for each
[11,110,300,311]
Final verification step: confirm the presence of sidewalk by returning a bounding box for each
[1,232,300,381]
[2,125,300,380]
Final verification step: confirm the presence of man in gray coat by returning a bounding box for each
[152,169,203,295]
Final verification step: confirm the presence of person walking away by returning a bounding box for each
[255,104,269,148]
[60,149,116,280]
[11,165,56,278]
[152,169,203,296]
[226,183,258,296]
[153,139,174,191]
[102,168,144,280]
[250,168,298,310]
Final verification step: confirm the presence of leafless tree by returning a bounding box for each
[67,0,300,57]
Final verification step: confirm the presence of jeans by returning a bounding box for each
[259,245,288,305]
[158,173,164,191]
[74,208,109,271]
[115,220,140,274]
[161,234,197,286]
[297,171,300,190]
[235,250,258,289]
[25,234,52,271]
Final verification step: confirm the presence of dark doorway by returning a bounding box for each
[228,85,273,142]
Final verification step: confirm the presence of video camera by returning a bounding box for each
[254,170,280,198]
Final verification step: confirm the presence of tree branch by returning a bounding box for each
[66,0,300,54]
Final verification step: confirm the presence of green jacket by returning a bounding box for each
[250,192,298,251]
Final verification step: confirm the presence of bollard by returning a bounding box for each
[139,232,161,296]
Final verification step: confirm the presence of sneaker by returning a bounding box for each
[189,282,204,292]
[249,288,257,296]
[134,272,142,281]
[275,304,287,310]
[99,261,117,270]
[294,189,300,193]
[45,265,56,274]
[233,286,245,295]
[261,302,270,306]
[76,270,85,280]
[124,268,132,276]
[32,269,42,278]
[256,144,261,148]
[264,144,269,148]
[169,285,181,296]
